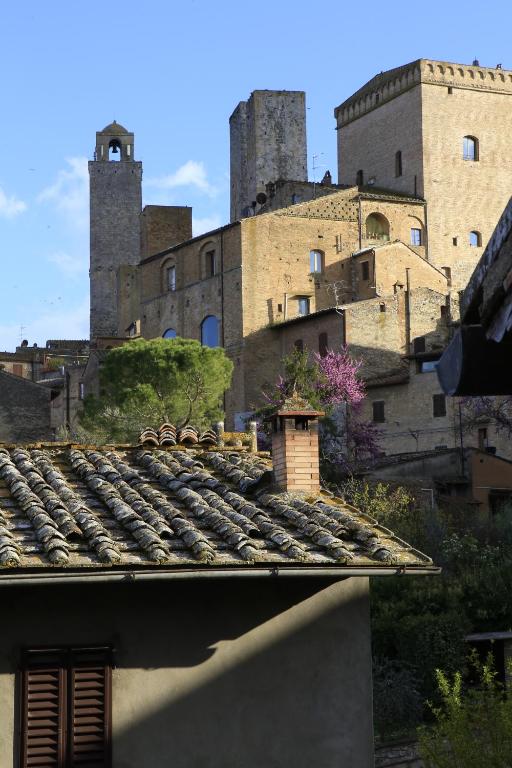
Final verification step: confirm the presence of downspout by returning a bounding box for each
[423,201,429,260]
[220,228,226,417]
[405,268,411,353]
[358,197,362,250]
[65,370,71,430]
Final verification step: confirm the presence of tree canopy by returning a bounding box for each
[80,337,233,442]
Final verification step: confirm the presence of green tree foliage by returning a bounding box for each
[80,338,233,442]
[338,479,512,741]
[419,657,512,767]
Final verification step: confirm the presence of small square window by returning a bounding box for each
[410,228,422,246]
[373,401,385,423]
[167,265,176,291]
[433,394,447,418]
[297,297,310,316]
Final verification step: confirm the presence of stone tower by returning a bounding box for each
[230,90,307,222]
[334,59,512,289]
[89,121,142,338]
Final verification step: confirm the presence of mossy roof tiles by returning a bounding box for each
[0,444,434,576]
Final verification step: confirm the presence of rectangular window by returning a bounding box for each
[372,401,385,423]
[297,297,310,316]
[433,394,447,418]
[361,261,370,281]
[420,360,439,373]
[206,250,216,277]
[443,266,452,287]
[79,382,85,400]
[395,151,402,177]
[20,647,112,768]
[167,265,176,291]
[13,363,23,377]
[319,332,328,357]
[478,427,488,450]
[413,337,426,354]
[309,250,323,273]
[294,339,304,352]
[410,228,422,246]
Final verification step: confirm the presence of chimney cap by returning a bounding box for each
[274,389,324,418]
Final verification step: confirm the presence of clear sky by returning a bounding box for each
[0,0,509,350]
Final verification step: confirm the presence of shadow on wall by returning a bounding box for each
[6,577,373,768]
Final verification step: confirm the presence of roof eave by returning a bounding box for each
[0,564,439,586]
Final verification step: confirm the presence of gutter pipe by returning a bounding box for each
[0,565,439,587]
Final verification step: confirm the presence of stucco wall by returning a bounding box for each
[0,576,373,768]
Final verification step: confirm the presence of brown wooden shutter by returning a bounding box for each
[69,649,111,768]
[21,653,66,768]
[21,648,111,768]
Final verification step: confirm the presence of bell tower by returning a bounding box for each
[89,121,142,339]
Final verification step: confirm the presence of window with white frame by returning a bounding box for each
[297,297,310,316]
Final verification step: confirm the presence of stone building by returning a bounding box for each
[87,63,512,459]
[139,185,443,429]
[335,58,512,290]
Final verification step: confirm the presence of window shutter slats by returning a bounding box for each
[69,654,111,767]
[22,666,65,768]
[21,648,111,768]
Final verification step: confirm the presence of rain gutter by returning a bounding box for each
[0,565,439,587]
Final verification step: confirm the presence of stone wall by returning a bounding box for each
[140,205,192,260]
[375,740,423,768]
[0,371,53,442]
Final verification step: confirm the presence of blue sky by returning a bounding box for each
[0,0,509,350]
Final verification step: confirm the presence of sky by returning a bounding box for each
[0,0,509,351]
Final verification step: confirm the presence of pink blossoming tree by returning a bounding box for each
[256,346,381,473]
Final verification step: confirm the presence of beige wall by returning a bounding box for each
[337,85,424,196]
[421,81,512,288]
[0,577,374,768]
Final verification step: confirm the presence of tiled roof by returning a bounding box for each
[0,444,434,577]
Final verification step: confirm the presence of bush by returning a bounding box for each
[419,657,512,767]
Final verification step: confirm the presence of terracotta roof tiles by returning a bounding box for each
[0,443,434,577]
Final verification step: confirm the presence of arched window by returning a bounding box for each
[395,150,402,177]
[309,249,323,273]
[201,316,219,347]
[469,230,482,247]
[108,139,121,161]
[463,136,479,161]
[162,328,177,339]
[356,169,364,186]
[365,213,390,241]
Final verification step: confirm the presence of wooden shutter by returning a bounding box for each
[21,652,66,768]
[69,649,111,768]
[21,648,111,768]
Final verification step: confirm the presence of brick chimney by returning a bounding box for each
[271,391,324,494]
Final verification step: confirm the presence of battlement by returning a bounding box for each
[335,59,512,127]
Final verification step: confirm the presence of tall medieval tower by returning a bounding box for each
[89,121,142,338]
[334,59,512,290]
[230,90,307,222]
